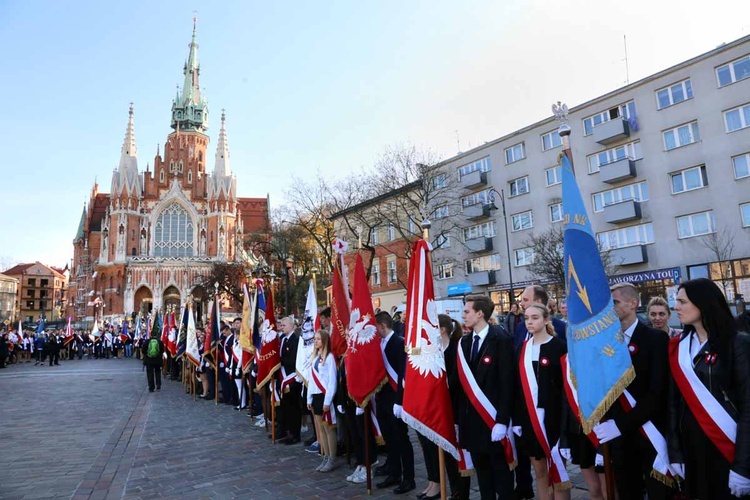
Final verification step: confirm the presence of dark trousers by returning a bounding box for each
[146,365,162,391]
[611,433,672,500]
[35,350,43,363]
[345,406,377,466]
[279,383,302,439]
[514,452,533,492]
[377,400,415,481]
[49,351,59,366]
[418,432,440,482]
[472,451,513,499]
[445,451,472,500]
[218,365,232,402]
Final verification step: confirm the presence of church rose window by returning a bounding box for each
[153,203,195,257]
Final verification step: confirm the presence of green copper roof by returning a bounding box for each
[73,204,86,243]
[171,21,208,133]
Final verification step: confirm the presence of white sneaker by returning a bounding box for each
[352,466,367,484]
[254,414,265,421]
[301,425,309,433]
[346,465,363,482]
[316,456,329,472]
[254,418,266,427]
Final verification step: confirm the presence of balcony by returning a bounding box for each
[594,118,630,145]
[611,245,648,266]
[460,170,488,189]
[466,237,494,253]
[463,203,492,221]
[600,158,638,184]
[466,270,497,287]
[603,200,642,224]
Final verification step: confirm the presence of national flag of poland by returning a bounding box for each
[255,282,280,390]
[401,239,459,459]
[329,260,349,359]
[64,317,75,345]
[344,254,387,407]
[167,311,178,357]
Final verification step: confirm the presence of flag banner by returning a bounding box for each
[255,282,280,390]
[135,316,142,340]
[562,153,634,433]
[239,283,256,373]
[401,239,459,460]
[36,318,45,336]
[344,254,387,407]
[329,258,350,359]
[91,319,101,338]
[176,306,188,359]
[167,311,178,356]
[120,319,130,344]
[185,303,200,367]
[64,317,75,345]
[203,297,221,367]
[150,310,161,341]
[295,280,318,385]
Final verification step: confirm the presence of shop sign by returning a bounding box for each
[608,267,681,285]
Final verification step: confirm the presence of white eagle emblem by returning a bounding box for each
[260,319,277,345]
[408,299,446,378]
[347,308,377,353]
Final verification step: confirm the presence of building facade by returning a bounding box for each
[4,263,67,322]
[0,273,19,324]
[428,34,750,312]
[67,24,269,326]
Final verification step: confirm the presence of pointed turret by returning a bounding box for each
[73,204,87,243]
[111,104,142,199]
[214,110,231,177]
[171,19,208,133]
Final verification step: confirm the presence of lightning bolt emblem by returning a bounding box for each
[567,256,592,314]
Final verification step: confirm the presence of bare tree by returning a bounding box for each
[701,226,736,298]
[0,256,19,273]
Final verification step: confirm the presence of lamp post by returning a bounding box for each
[284,256,293,316]
[488,188,515,308]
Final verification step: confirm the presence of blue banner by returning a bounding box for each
[562,153,634,433]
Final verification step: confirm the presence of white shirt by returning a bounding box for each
[307,352,338,407]
[689,332,708,361]
[622,320,638,344]
[471,324,490,354]
[381,330,395,352]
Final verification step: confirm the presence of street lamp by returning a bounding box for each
[284,256,293,316]
[488,188,515,308]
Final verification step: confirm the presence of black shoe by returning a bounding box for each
[374,464,390,477]
[250,408,264,417]
[393,479,416,495]
[376,476,401,489]
[514,490,535,500]
[422,493,440,500]
[285,437,301,445]
[156,386,161,391]
[149,389,154,392]
[276,436,291,444]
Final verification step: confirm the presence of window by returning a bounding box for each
[464,221,496,241]
[40,279,48,287]
[597,223,655,250]
[676,211,715,239]
[511,211,533,232]
[26,290,34,298]
[372,262,381,286]
[461,189,490,208]
[153,202,195,257]
[26,300,34,309]
[663,121,700,150]
[514,248,534,267]
[592,181,649,212]
[433,174,447,190]
[27,279,36,287]
[408,219,417,234]
[465,254,501,274]
[505,143,525,164]
[545,165,562,186]
[159,170,165,182]
[541,130,563,151]
[724,104,750,132]
[388,260,397,283]
[549,203,563,222]
[434,233,451,249]
[734,153,750,179]
[509,176,529,197]
[387,224,396,241]
[717,55,750,87]
[39,301,47,310]
[187,170,193,183]
[458,157,491,177]
[435,263,454,280]
[671,166,708,194]
[583,101,636,136]
[741,203,750,227]
[434,204,449,219]
[656,79,693,109]
[587,141,642,173]
[371,227,379,245]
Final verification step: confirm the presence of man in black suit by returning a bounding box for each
[277,316,302,444]
[374,311,415,495]
[594,282,671,499]
[453,294,514,499]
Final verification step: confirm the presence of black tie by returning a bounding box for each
[471,334,480,363]
[280,336,287,354]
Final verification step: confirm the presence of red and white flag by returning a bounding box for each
[344,254,387,407]
[329,258,350,359]
[295,280,318,385]
[63,317,74,345]
[401,238,459,460]
[238,283,255,374]
[255,282,281,390]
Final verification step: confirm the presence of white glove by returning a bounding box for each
[595,453,604,467]
[162,352,167,359]
[670,463,685,480]
[593,420,621,443]
[225,367,230,373]
[355,407,365,416]
[454,424,460,440]
[234,369,240,377]
[560,448,571,461]
[512,426,523,437]
[219,362,225,368]
[336,405,343,414]
[729,470,750,497]
[491,423,507,442]
[393,404,402,418]
[294,375,302,383]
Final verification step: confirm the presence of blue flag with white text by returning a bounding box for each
[562,153,634,433]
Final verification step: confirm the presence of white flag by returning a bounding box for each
[295,279,318,386]
[185,304,200,366]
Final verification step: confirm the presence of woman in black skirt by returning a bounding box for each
[668,278,750,499]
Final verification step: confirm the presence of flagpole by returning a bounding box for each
[364,404,372,495]
[271,386,276,443]
[553,101,615,499]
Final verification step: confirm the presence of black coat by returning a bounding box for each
[142,338,164,367]
[377,333,406,407]
[453,324,514,454]
[279,333,298,376]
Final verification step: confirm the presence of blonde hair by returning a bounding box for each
[311,329,331,364]
[646,296,671,314]
[525,303,555,336]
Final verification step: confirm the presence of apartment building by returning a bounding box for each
[5,262,68,322]
[432,34,750,312]
[0,273,19,324]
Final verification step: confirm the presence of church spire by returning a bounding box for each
[171,18,208,133]
[122,103,137,158]
[112,104,141,198]
[214,110,231,177]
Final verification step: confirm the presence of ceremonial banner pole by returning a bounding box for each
[214,342,219,406]
[364,403,372,495]
[271,387,276,443]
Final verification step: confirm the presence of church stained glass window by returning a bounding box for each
[153,203,194,257]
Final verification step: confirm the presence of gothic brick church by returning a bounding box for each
[68,23,269,326]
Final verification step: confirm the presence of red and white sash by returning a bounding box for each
[669,336,736,463]
[311,360,336,426]
[369,399,385,445]
[382,351,399,392]
[279,366,296,395]
[456,339,517,469]
[519,340,570,488]
[560,354,600,447]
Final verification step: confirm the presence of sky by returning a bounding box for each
[1,0,748,270]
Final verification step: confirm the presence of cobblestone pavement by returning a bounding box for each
[0,358,590,499]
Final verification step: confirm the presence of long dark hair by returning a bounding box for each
[679,278,737,373]
[438,314,463,341]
